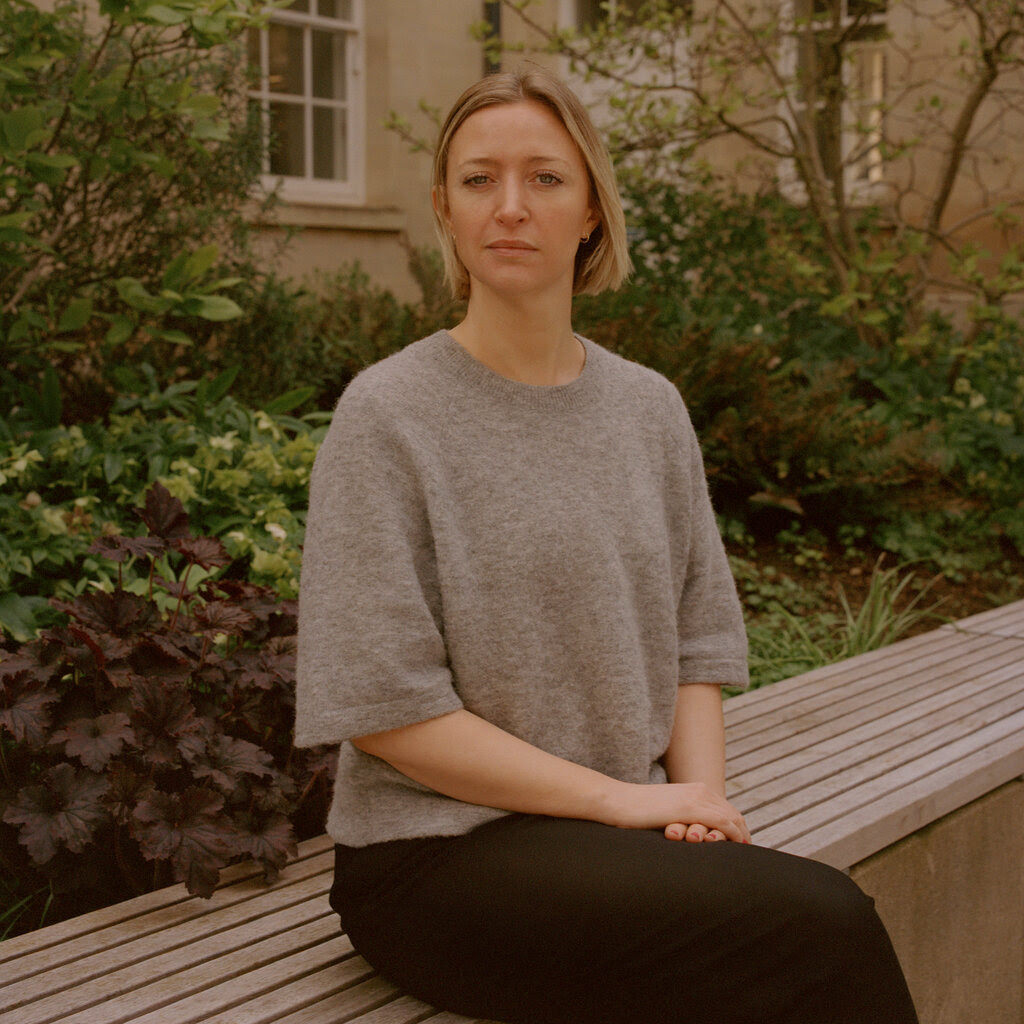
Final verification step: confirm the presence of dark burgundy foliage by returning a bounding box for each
[174,536,231,570]
[50,713,134,772]
[89,534,167,564]
[135,481,191,541]
[0,484,335,932]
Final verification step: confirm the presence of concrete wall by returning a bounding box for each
[850,779,1024,1024]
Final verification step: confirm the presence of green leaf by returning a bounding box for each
[104,451,124,483]
[262,387,316,415]
[39,364,62,428]
[860,308,889,327]
[115,277,163,313]
[191,120,230,142]
[155,329,194,346]
[190,294,243,322]
[24,153,78,186]
[0,592,48,642]
[143,4,189,25]
[197,365,240,407]
[0,107,45,153]
[0,211,35,229]
[104,316,136,346]
[183,244,219,282]
[57,297,93,333]
[178,94,221,119]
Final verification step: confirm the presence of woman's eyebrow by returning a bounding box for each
[454,154,574,169]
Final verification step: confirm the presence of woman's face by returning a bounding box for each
[436,100,600,304]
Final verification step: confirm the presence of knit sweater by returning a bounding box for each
[294,330,749,847]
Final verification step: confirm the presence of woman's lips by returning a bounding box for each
[487,240,537,253]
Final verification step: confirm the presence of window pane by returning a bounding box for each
[268,23,304,96]
[269,102,305,176]
[313,106,347,180]
[287,0,310,12]
[318,0,352,18]
[312,30,346,100]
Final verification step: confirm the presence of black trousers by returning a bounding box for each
[331,814,918,1024]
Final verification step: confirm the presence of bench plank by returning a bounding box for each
[2,881,332,1011]
[734,680,1024,818]
[0,835,334,974]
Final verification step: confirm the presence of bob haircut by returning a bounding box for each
[431,66,632,301]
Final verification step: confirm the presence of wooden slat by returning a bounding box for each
[767,726,1024,867]
[185,964,392,1024]
[0,834,334,968]
[7,916,346,1024]
[752,708,1024,864]
[3,885,332,1014]
[1,854,335,994]
[726,632,1013,755]
[734,682,1024,817]
[728,650,1024,795]
[271,992,438,1024]
[939,600,1024,638]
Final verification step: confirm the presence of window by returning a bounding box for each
[248,0,363,204]
[792,0,887,191]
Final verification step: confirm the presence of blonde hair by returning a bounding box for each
[431,66,632,300]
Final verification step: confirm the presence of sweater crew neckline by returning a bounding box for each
[434,330,602,411]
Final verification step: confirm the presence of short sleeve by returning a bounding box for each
[668,388,750,689]
[294,379,463,747]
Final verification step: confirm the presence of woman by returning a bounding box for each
[295,66,918,1024]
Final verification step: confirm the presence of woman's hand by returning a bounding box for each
[605,780,752,845]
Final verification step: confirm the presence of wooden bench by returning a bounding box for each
[3,600,1024,1024]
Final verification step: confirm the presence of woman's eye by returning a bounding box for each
[536,172,563,185]
[464,174,490,186]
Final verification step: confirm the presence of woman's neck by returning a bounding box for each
[449,293,584,387]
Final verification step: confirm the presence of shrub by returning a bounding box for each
[0,483,333,937]
[221,248,464,412]
[0,369,327,641]
[573,182,1021,559]
[0,0,269,426]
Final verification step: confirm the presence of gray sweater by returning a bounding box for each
[295,330,749,847]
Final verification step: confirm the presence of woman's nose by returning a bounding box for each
[495,181,528,224]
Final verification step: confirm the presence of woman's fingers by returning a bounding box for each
[663,822,709,842]
[663,824,742,843]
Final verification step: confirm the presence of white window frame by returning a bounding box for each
[248,0,364,206]
[784,0,888,200]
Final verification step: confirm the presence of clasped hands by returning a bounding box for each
[617,780,751,845]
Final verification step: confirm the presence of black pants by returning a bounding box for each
[331,814,918,1024]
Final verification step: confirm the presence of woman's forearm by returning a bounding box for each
[352,706,750,843]
[353,709,620,823]
[662,683,727,794]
